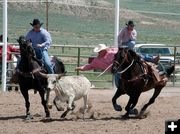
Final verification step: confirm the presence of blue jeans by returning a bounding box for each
[115,73,121,88]
[122,40,136,50]
[140,54,154,62]
[35,49,54,74]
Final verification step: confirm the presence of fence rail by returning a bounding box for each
[1,44,180,90]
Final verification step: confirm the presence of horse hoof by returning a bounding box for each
[121,114,129,119]
[48,104,53,109]
[129,108,138,115]
[25,114,33,120]
[113,104,122,111]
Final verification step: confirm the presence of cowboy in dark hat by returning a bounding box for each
[26,19,54,73]
[126,20,135,27]
[118,20,137,49]
[30,19,43,27]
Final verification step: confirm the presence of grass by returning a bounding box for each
[0,1,180,88]
[0,1,179,45]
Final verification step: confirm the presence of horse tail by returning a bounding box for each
[166,65,175,76]
[53,56,66,73]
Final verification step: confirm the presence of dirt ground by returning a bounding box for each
[0,87,179,134]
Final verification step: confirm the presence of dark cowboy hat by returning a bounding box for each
[30,19,43,26]
[126,20,135,27]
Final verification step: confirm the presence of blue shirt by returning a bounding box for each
[25,27,52,59]
[26,27,52,50]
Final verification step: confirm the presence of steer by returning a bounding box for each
[42,73,91,118]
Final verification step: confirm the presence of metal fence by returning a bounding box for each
[3,44,180,90]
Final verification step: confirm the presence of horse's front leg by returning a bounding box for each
[45,88,52,109]
[112,88,122,111]
[123,93,140,118]
[20,88,33,120]
[38,88,50,118]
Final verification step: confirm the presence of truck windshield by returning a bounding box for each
[139,48,171,55]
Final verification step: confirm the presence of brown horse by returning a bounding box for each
[111,47,174,118]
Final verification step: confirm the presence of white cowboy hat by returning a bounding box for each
[93,44,108,53]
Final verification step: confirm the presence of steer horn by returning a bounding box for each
[57,72,66,79]
[39,72,48,78]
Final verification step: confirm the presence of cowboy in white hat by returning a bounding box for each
[75,43,120,87]
[75,44,118,71]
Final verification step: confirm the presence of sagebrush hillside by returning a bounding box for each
[0,0,180,45]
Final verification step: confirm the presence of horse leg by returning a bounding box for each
[140,87,162,117]
[129,93,141,116]
[45,88,52,109]
[20,89,33,120]
[38,89,50,118]
[123,93,140,118]
[112,88,122,111]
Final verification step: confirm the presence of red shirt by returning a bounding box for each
[0,45,19,61]
[79,48,118,71]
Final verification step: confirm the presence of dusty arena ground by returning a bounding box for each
[0,87,179,134]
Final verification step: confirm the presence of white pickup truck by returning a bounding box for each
[134,44,174,68]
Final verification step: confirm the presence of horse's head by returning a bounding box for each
[112,47,139,73]
[17,36,35,58]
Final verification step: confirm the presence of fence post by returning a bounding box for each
[173,46,177,86]
[77,47,80,75]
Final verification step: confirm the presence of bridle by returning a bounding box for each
[19,39,34,57]
[113,49,135,74]
[117,59,135,74]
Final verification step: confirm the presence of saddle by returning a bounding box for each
[34,56,57,73]
[139,60,161,83]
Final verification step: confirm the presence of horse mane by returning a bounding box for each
[128,49,141,61]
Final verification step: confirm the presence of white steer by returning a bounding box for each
[46,74,91,118]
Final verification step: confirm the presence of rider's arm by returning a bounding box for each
[75,59,98,71]
[41,29,52,49]
[129,29,137,41]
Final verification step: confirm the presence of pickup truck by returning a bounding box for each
[134,44,174,69]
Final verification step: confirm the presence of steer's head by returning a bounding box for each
[39,73,65,90]
[47,74,59,90]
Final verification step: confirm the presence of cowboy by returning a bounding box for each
[118,20,160,81]
[26,19,54,74]
[75,44,120,88]
[118,20,137,49]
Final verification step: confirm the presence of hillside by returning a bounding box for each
[0,0,180,45]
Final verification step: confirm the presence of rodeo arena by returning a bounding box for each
[0,0,180,134]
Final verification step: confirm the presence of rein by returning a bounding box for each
[97,63,113,78]
[17,67,43,78]
[117,59,135,74]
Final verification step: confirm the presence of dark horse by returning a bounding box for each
[17,36,65,119]
[111,47,174,118]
